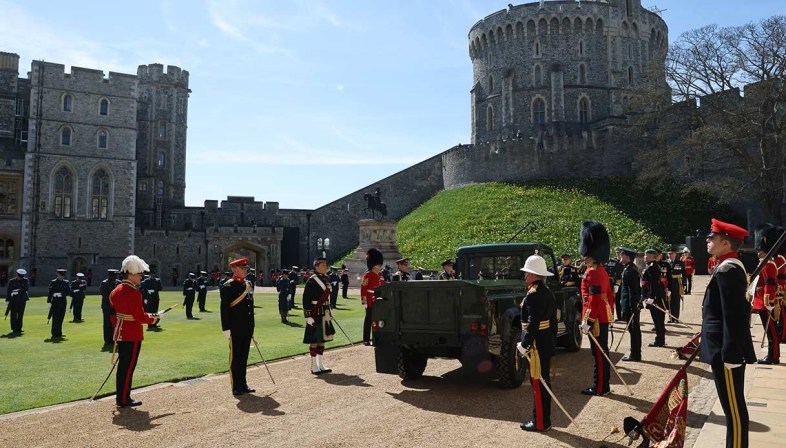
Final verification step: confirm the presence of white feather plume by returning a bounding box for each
[121,255,149,274]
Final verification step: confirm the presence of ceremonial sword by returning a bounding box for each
[585,330,635,396]
[522,351,577,427]
[251,336,276,385]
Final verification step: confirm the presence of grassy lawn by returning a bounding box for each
[0,289,364,415]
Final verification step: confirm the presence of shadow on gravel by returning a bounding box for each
[235,394,284,416]
[314,373,371,387]
[112,409,174,431]
[637,359,712,381]
[549,428,627,448]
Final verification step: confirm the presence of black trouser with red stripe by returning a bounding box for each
[590,323,610,394]
[229,332,251,391]
[758,309,780,361]
[710,359,749,448]
[530,353,552,430]
[116,341,142,406]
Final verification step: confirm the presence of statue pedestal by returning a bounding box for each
[344,219,402,287]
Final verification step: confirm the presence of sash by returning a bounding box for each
[229,283,251,308]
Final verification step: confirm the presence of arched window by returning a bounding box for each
[91,169,110,219]
[53,166,73,219]
[158,122,167,139]
[62,94,73,112]
[534,40,541,57]
[534,64,543,86]
[158,152,166,168]
[487,106,494,131]
[579,64,587,84]
[61,126,72,146]
[532,98,546,125]
[579,97,590,123]
[488,75,494,93]
[99,98,109,116]
[97,129,108,149]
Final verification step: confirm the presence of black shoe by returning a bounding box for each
[621,354,641,362]
[581,387,609,396]
[233,389,244,396]
[362,341,371,346]
[758,357,780,365]
[118,399,142,407]
[520,420,551,432]
[648,341,665,347]
[240,386,255,394]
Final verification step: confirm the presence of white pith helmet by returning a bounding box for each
[519,255,554,277]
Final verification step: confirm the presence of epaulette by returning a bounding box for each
[528,284,538,294]
[223,279,234,286]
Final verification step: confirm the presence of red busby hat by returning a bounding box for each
[313,257,327,267]
[579,220,610,264]
[229,258,250,268]
[707,218,748,240]
[754,223,779,253]
[366,248,383,270]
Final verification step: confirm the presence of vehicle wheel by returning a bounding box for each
[398,348,427,380]
[496,323,526,388]
[559,299,582,352]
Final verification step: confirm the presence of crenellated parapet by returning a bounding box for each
[136,63,190,89]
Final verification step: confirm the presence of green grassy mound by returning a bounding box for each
[397,179,740,269]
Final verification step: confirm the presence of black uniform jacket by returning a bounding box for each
[520,280,557,351]
[220,278,255,335]
[700,258,756,365]
[620,262,641,313]
[641,262,666,303]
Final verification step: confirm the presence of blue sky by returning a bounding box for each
[2,1,783,209]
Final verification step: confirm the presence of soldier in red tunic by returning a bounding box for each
[360,248,384,346]
[681,248,695,294]
[110,255,161,407]
[752,224,780,364]
[774,228,786,343]
[578,220,614,396]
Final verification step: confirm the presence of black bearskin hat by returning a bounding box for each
[755,223,779,253]
[366,248,383,270]
[579,220,610,264]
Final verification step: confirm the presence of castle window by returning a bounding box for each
[62,94,73,112]
[532,98,546,125]
[97,129,108,149]
[158,152,166,168]
[534,64,543,86]
[138,181,147,192]
[628,66,634,85]
[53,166,73,219]
[91,168,110,220]
[579,97,590,123]
[534,41,541,58]
[158,122,167,139]
[488,75,494,93]
[99,98,109,116]
[579,40,584,56]
[156,180,164,198]
[0,178,20,216]
[579,64,587,84]
[61,126,72,146]
[626,0,633,16]
[487,106,494,131]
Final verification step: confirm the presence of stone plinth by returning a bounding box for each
[344,220,402,287]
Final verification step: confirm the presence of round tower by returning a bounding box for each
[468,0,667,144]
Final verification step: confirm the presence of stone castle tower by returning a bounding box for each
[468,0,668,144]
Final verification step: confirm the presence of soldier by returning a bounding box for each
[6,268,29,335]
[681,248,695,294]
[516,255,557,432]
[47,269,71,340]
[578,221,614,396]
[340,265,349,298]
[142,268,163,331]
[605,247,624,322]
[303,257,336,374]
[392,258,411,282]
[100,269,120,347]
[558,254,580,287]
[111,255,161,407]
[438,260,456,280]
[197,270,209,312]
[655,249,674,323]
[752,224,780,364]
[288,270,298,310]
[361,248,385,346]
[276,270,290,323]
[182,272,197,319]
[382,265,392,282]
[328,266,340,309]
[642,249,667,347]
[619,248,642,362]
[667,247,685,322]
[701,218,756,448]
[220,258,256,396]
[69,272,86,323]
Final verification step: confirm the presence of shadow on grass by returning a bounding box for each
[235,393,284,415]
[1,331,23,338]
[282,321,303,328]
[112,408,175,431]
[44,336,67,343]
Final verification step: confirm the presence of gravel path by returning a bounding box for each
[0,277,717,448]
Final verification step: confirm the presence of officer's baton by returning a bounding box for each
[613,313,636,352]
[251,336,276,385]
[585,331,634,396]
[91,357,119,401]
[329,312,354,347]
[522,352,577,427]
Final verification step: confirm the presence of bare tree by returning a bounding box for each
[634,16,786,224]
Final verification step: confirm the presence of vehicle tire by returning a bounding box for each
[496,323,526,388]
[559,298,583,352]
[398,348,427,380]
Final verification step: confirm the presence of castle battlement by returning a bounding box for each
[137,63,189,88]
[29,61,138,94]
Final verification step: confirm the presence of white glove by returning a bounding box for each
[156,312,165,320]
[516,342,528,356]
[363,303,368,309]
[613,285,619,294]
[724,363,742,369]
[766,305,774,311]
[47,303,52,310]
[144,299,148,305]
[286,294,292,301]
[645,298,654,306]
[223,330,231,339]
[306,317,315,326]
[667,291,672,298]
[580,322,591,334]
